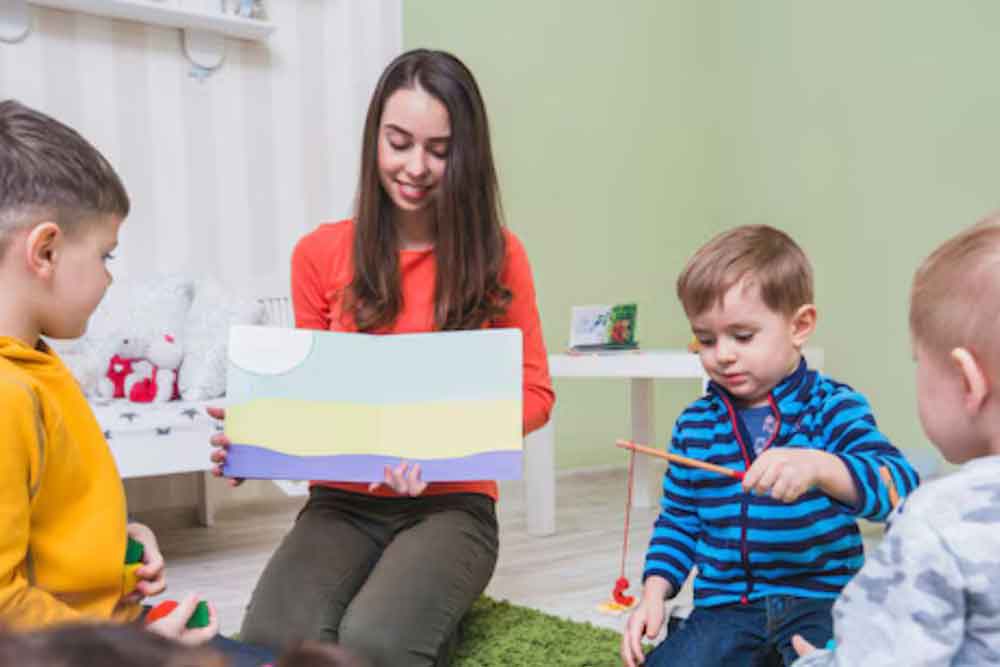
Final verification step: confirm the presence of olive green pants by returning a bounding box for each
[239,488,499,667]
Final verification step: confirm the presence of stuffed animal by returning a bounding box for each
[128,334,183,403]
[97,337,148,399]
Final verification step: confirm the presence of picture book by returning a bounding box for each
[223,326,523,482]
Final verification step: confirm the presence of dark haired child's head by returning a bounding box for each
[0,623,225,667]
[910,214,1000,463]
[0,100,127,342]
[677,225,817,406]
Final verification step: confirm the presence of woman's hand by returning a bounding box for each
[368,462,427,497]
[207,406,244,487]
[146,594,219,646]
[123,522,166,602]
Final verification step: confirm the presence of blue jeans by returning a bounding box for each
[643,596,834,667]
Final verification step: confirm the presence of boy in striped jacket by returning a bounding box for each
[621,225,919,667]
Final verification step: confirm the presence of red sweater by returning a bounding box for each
[291,220,554,501]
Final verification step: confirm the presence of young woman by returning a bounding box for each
[209,49,554,666]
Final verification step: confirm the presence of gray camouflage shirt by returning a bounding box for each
[794,455,1000,666]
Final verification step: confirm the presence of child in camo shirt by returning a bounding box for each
[793,214,1000,666]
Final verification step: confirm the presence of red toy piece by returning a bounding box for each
[144,600,178,625]
[144,599,210,629]
[612,576,635,606]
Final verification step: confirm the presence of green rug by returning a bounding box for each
[454,597,623,667]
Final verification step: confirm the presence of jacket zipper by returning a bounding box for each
[719,392,783,605]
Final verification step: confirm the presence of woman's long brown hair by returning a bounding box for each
[348,49,511,332]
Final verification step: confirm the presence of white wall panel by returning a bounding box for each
[0,1,402,512]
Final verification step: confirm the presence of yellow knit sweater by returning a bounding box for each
[0,336,140,628]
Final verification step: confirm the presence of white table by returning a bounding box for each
[523,348,824,537]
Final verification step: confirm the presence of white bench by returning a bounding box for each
[98,398,221,525]
[97,294,294,526]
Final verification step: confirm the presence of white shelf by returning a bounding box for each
[1,0,276,70]
[28,0,275,41]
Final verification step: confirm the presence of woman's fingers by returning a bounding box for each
[406,463,426,496]
[367,462,426,496]
[206,411,243,485]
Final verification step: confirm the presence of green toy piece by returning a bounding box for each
[125,536,144,564]
[186,600,210,629]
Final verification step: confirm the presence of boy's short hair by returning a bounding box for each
[676,224,814,317]
[0,99,129,255]
[910,213,1000,369]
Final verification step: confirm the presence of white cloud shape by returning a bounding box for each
[228,325,315,375]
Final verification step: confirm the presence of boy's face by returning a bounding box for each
[41,215,121,339]
[913,340,983,464]
[690,279,813,407]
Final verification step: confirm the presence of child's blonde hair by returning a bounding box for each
[676,225,813,317]
[910,213,1000,369]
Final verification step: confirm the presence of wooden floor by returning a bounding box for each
[142,468,884,638]
[140,468,673,637]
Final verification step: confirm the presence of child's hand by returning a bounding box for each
[792,634,817,657]
[207,406,244,487]
[368,462,427,497]
[146,594,218,646]
[621,581,670,667]
[742,449,826,503]
[123,522,166,602]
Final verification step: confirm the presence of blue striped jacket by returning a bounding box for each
[643,358,920,607]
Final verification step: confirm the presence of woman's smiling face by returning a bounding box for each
[377,85,451,222]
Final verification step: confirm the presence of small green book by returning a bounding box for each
[569,303,638,351]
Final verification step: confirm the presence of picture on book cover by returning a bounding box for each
[569,303,638,351]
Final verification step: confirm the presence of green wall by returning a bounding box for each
[404,1,1000,475]
[713,2,1000,476]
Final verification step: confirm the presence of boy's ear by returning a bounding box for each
[950,347,990,415]
[24,222,62,278]
[789,304,817,347]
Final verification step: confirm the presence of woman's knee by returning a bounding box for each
[338,612,422,666]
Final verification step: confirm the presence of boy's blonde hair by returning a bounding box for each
[910,213,1000,369]
[676,225,814,317]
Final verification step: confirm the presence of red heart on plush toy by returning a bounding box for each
[129,378,157,403]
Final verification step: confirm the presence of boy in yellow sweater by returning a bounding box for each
[0,100,215,644]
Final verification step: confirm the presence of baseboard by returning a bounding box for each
[555,460,667,479]
[555,463,621,479]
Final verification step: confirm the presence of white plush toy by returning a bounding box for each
[97,336,149,400]
[128,333,183,403]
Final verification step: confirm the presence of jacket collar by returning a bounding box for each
[707,357,815,418]
[707,357,816,457]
